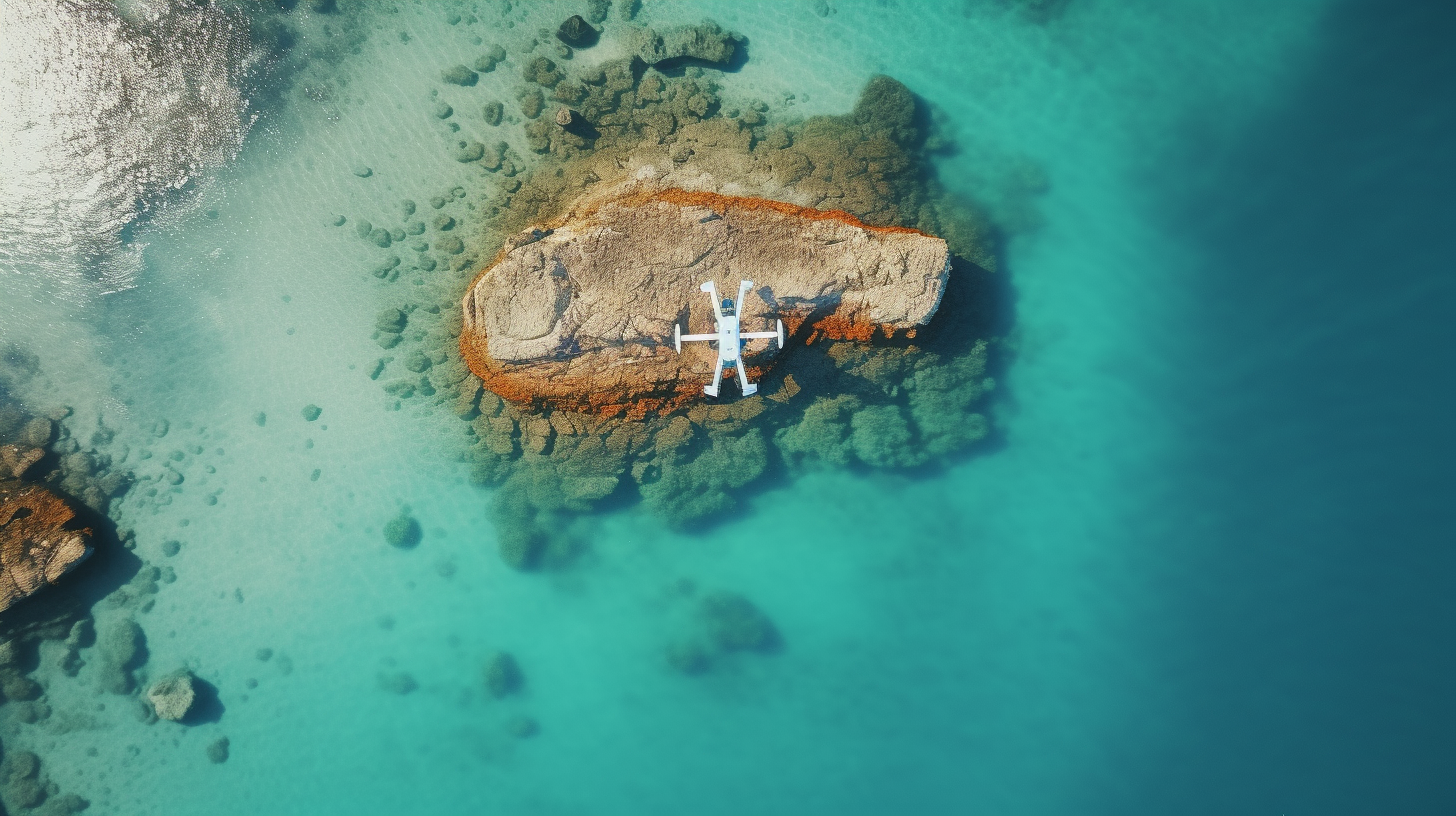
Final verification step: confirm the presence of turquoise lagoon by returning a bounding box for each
[0,1,1451,814]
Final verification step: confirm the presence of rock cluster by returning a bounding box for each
[0,480,92,613]
[0,367,133,518]
[461,186,950,417]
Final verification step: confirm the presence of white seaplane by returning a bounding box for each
[673,279,785,397]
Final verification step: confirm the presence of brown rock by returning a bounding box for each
[0,480,92,612]
[461,185,949,417]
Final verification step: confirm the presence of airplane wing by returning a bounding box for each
[679,333,717,341]
[740,320,785,349]
[734,279,754,318]
[699,280,721,329]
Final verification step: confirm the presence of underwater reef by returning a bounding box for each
[339,16,1009,563]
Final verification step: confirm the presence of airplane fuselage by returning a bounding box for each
[717,314,741,362]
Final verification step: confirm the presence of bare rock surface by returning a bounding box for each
[0,479,92,612]
[462,186,949,416]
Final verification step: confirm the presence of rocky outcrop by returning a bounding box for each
[0,479,92,612]
[461,186,950,417]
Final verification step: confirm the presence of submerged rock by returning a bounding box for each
[628,21,740,66]
[506,715,539,738]
[2,749,45,809]
[97,617,146,694]
[483,651,523,698]
[378,672,417,695]
[206,736,230,763]
[382,511,421,549]
[0,479,93,612]
[147,670,197,721]
[461,185,949,416]
[441,65,478,86]
[700,591,779,652]
[473,44,507,73]
[0,445,45,479]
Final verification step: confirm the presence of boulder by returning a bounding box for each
[473,45,506,73]
[147,670,197,721]
[460,185,949,416]
[556,15,599,48]
[441,65,478,86]
[0,480,93,612]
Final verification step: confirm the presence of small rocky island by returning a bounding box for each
[461,184,951,417]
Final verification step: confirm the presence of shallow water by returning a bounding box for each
[1,1,1452,814]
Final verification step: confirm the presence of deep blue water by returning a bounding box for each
[1120,3,1456,811]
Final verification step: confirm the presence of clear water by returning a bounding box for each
[1,1,1452,814]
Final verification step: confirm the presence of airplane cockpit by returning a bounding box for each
[720,298,736,316]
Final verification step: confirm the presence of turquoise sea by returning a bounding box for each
[0,1,1451,814]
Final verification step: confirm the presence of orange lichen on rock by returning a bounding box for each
[460,184,949,416]
[1,479,93,612]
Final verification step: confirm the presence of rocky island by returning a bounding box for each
[461,185,951,417]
